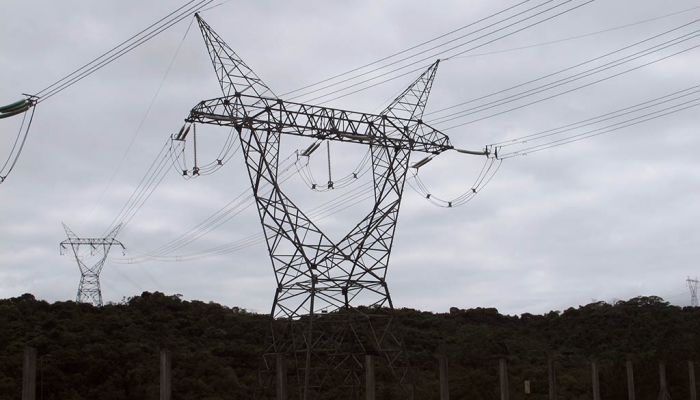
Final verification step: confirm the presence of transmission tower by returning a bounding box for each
[183,15,486,399]
[687,276,699,307]
[60,224,125,307]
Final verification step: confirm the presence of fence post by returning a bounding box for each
[591,360,600,400]
[439,356,449,400]
[499,358,509,400]
[160,350,171,400]
[276,353,288,400]
[22,348,36,400]
[626,360,635,400]
[546,359,557,400]
[365,355,375,400]
[690,361,697,400]
[660,362,667,389]
[658,362,672,400]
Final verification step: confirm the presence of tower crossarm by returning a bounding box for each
[60,238,125,247]
[185,94,454,154]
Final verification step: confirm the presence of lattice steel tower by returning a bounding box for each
[687,276,699,307]
[183,15,485,399]
[60,224,125,307]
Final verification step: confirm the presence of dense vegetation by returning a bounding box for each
[1,292,699,399]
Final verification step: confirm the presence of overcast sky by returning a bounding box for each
[1,0,699,316]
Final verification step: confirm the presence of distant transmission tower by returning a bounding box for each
[60,224,125,306]
[687,276,699,307]
[181,15,487,399]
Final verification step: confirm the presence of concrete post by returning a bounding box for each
[659,362,667,389]
[22,347,36,400]
[365,355,375,400]
[626,360,635,400]
[160,350,172,400]
[591,360,600,400]
[276,353,288,400]
[658,362,672,400]
[548,359,557,400]
[439,356,449,400]
[499,358,509,400]
[690,361,697,400]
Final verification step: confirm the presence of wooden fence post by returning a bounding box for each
[22,347,36,400]
[591,360,600,400]
[160,350,172,400]
[626,360,635,400]
[439,356,449,400]
[499,358,509,400]
[548,359,557,400]
[365,355,375,400]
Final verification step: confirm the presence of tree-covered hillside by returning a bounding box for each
[1,292,698,400]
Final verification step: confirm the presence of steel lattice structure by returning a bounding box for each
[60,224,125,307]
[688,276,699,307]
[184,15,483,399]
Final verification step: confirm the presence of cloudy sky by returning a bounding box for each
[1,0,699,316]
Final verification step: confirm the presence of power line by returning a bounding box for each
[407,157,503,208]
[493,84,700,148]
[121,149,305,261]
[121,173,376,263]
[297,148,372,191]
[301,0,594,105]
[496,93,700,158]
[291,0,557,102]
[446,4,700,62]
[279,0,534,98]
[280,2,700,109]
[36,0,214,103]
[134,149,302,258]
[99,122,240,238]
[117,0,587,262]
[428,20,700,126]
[0,105,37,185]
[428,16,700,118]
[121,145,377,262]
[101,139,178,235]
[83,17,197,229]
[2,2,211,186]
[439,38,700,132]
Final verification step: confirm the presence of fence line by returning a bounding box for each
[18,347,700,399]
